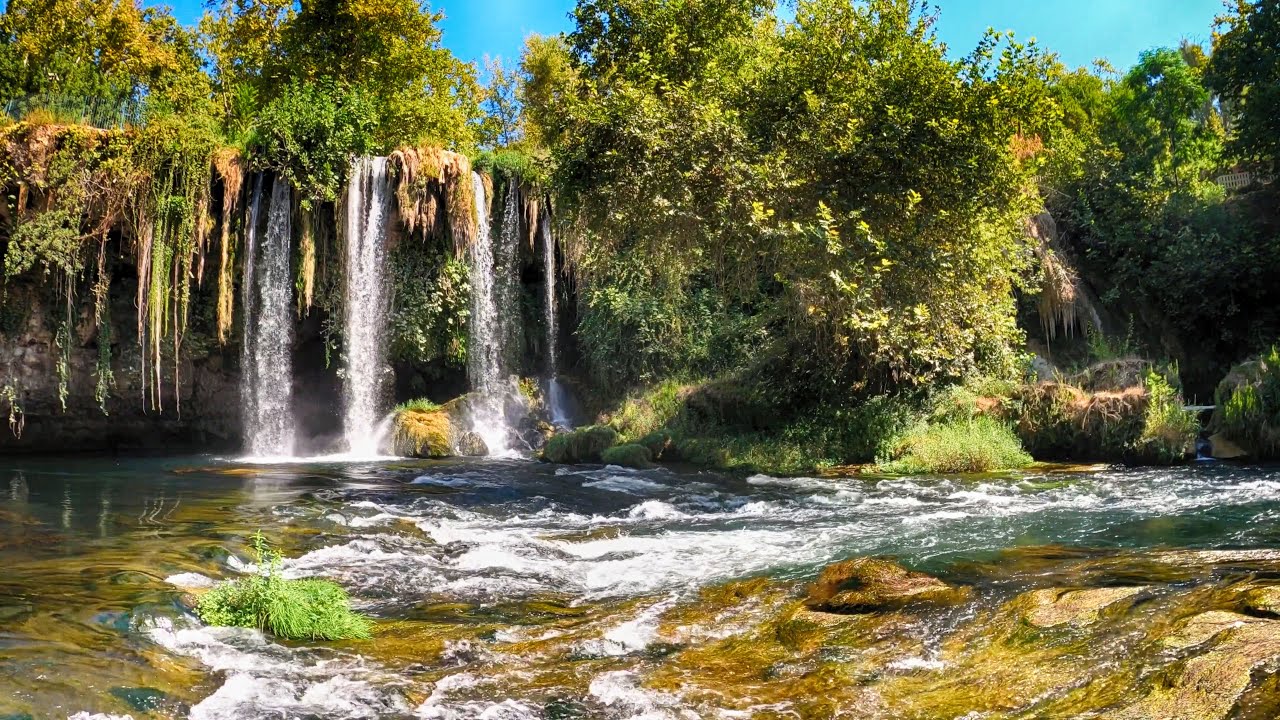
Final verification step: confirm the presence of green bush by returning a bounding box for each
[1134,368,1198,464]
[1214,347,1280,458]
[197,532,371,641]
[601,443,654,468]
[879,417,1033,475]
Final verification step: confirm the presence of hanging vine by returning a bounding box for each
[213,148,244,343]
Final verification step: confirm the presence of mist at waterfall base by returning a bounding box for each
[4,457,1280,718]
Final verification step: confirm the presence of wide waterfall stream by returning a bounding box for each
[3,458,1280,719]
[239,177,297,458]
[342,157,394,457]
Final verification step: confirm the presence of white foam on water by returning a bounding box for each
[69,714,133,720]
[577,595,679,657]
[584,476,670,494]
[165,572,215,589]
[887,656,946,672]
[588,671,697,720]
[144,616,412,719]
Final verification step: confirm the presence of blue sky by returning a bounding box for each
[162,0,1224,71]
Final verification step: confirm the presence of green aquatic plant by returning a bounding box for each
[880,416,1033,475]
[197,532,371,641]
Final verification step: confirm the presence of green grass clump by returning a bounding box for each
[395,397,441,413]
[543,425,620,464]
[197,532,371,641]
[879,416,1032,475]
[601,443,654,468]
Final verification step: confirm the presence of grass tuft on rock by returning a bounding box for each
[197,532,371,641]
[601,443,654,468]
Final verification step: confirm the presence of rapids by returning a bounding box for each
[2,458,1280,718]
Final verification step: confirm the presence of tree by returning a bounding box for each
[1208,0,1280,167]
[480,56,523,148]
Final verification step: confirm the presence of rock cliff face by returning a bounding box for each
[0,278,242,454]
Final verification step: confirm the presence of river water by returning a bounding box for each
[2,458,1279,718]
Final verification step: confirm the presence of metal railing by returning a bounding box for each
[1215,172,1275,192]
[2,94,145,130]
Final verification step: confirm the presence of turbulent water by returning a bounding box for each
[2,458,1280,718]
[240,176,296,458]
[466,173,512,455]
[342,157,394,456]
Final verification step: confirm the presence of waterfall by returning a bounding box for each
[467,172,515,455]
[240,176,296,458]
[541,214,573,428]
[341,157,393,456]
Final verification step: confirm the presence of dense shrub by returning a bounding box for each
[1213,347,1280,458]
[879,417,1033,475]
[197,533,371,641]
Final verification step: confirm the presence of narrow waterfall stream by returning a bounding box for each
[541,213,572,427]
[467,172,511,455]
[341,157,393,456]
[240,176,296,458]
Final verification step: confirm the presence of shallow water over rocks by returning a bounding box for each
[2,458,1280,718]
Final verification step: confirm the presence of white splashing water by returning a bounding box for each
[240,176,296,458]
[467,173,512,455]
[342,157,394,456]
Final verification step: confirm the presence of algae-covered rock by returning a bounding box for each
[601,443,654,469]
[805,558,970,614]
[393,406,454,458]
[1017,586,1147,628]
[1209,432,1248,460]
[542,425,619,464]
[1241,585,1280,617]
[1107,611,1280,719]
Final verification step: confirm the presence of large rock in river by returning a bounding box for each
[805,558,969,614]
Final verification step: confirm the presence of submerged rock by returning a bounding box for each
[805,558,970,614]
[1017,586,1147,628]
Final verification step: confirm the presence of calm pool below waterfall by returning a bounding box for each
[2,457,1279,719]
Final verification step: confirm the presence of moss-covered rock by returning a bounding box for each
[542,425,619,464]
[1015,586,1147,628]
[805,558,970,614]
[601,443,654,468]
[393,407,454,457]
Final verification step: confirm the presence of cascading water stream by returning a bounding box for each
[341,157,393,456]
[467,173,516,455]
[240,176,296,458]
[541,213,573,427]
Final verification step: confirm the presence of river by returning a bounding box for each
[2,457,1279,718]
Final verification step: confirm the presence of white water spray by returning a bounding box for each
[341,157,393,456]
[240,176,296,458]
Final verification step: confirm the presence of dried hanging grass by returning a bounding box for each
[297,204,316,315]
[389,147,475,257]
[214,148,245,344]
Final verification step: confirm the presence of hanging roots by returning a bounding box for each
[1027,212,1083,342]
[389,147,475,256]
[297,203,316,314]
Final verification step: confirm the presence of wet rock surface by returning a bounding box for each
[805,558,970,613]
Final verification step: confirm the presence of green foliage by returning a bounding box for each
[1214,347,1280,458]
[532,0,1052,403]
[394,398,441,414]
[197,532,372,641]
[879,417,1033,475]
[1136,367,1198,464]
[388,249,469,368]
[601,443,654,468]
[254,79,376,204]
[1207,0,1280,166]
